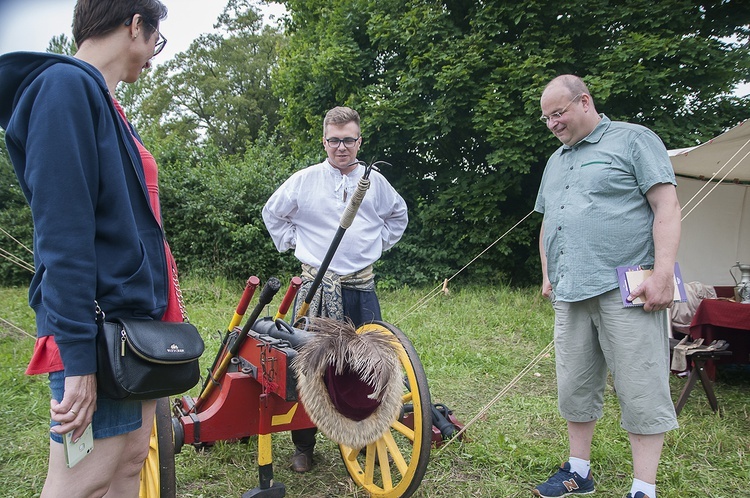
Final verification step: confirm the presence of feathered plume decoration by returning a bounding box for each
[292,317,403,448]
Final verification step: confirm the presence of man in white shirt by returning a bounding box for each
[262,106,408,472]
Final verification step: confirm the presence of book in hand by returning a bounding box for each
[616,263,687,307]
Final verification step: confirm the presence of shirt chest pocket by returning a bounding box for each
[577,160,613,191]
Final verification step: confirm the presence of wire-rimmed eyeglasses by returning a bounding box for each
[325,137,360,148]
[540,93,583,123]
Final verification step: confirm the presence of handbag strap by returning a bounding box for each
[95,301,105,325]
[94,291,186,324]
[171,259,189,322]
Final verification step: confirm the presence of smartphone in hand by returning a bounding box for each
[63,423,94,468]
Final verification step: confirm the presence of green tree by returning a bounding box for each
[158,133,300,281]
[133,0,285,156]
[274,0,750,287]
[46,34,76,56]
[111,1,299,283]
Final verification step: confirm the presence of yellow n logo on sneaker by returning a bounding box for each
[563,479,580,492]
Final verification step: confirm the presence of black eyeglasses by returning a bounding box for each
[540,93,583,123]
[325,137,360,148]
[150,24,167,57]
[124,16,167,57]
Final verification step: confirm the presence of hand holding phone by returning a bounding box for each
[63,423,94,468]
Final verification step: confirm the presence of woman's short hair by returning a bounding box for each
[73,0,167,48]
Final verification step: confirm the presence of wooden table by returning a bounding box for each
[689,298,750,380]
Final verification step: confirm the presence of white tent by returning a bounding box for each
[669,119,750,286]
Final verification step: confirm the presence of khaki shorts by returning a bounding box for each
[552,289,678,434]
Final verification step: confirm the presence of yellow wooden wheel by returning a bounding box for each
[139,398,176,498]
[339,321,432,498]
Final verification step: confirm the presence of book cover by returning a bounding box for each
[616,262,687,308]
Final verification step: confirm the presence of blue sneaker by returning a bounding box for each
[626,493,650,498]
[533,462,595,497]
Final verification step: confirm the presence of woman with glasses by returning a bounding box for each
[0,1,183,496]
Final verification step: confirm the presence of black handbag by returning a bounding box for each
[96,314,204,400]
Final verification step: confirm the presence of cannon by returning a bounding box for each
[137,160,463,497]
[137,275,435,498]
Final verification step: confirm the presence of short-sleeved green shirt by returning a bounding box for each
[534,115,676,302]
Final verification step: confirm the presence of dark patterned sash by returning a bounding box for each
[294,264,375,321]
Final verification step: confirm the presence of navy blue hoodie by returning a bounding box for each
[0,52,169,377]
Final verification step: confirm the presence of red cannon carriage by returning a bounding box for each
[137,161,463,497]
[139,276,447,497]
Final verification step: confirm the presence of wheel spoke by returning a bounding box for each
[376,438,394,490]
[391,419,415,441]
[383,430,409,474]
[364,442,376,486]
[341,444,359,462]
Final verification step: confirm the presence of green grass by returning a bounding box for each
[0,278,748,497]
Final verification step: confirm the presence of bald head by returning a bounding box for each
[543,75,590,100]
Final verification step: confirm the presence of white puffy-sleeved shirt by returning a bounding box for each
[262,160,408,275]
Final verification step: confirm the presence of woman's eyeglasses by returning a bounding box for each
[149,24,167,57]
[124,16,167,57]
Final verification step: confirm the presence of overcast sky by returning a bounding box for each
[0,0,286,66]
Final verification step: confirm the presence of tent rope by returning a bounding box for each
[0,227,35,337]
[391,208,548,449]
[420,136,750,451]
[0,227,32,254]
[679,136,750,220]
[0,246,34,273]
[436,340,555,454]
[393,210,535,327]
[0,316,35,340]
[0,226,34,273]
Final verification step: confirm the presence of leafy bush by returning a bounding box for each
[158,133,302,282]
